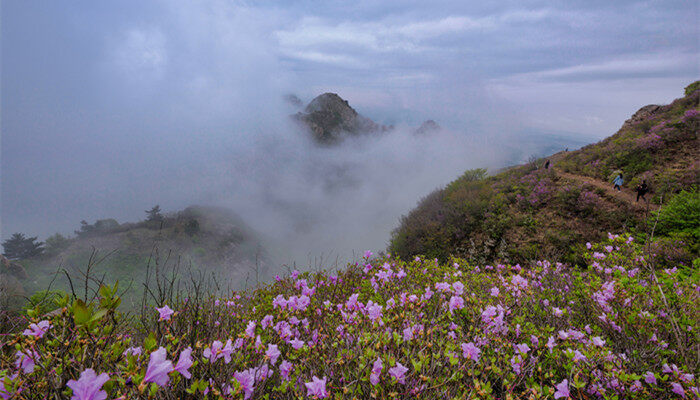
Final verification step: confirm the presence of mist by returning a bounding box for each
[3,1,697,271]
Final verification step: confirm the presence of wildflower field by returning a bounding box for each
[1,233,697,399]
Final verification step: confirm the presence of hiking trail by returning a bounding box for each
[555,170,659,213]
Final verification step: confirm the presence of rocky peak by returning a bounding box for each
[293,93,389,144]
[414,120,441,135]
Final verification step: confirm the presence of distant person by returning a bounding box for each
[635,180,649,202]
[613,173,624,191]
[544,160,550,169]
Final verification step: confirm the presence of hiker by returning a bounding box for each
[635,180,649,202]
[613,173,624,191]
[544,160,550,169]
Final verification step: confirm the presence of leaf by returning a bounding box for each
[72,300,91,325]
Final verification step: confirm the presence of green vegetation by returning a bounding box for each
[2,234,697,398]
[390,82,699,264]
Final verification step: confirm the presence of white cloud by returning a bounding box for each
[112,28,167,79]
[505,51,698,82]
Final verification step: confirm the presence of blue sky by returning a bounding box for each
[1,1,698,258]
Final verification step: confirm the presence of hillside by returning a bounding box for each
[390,82,699,265]
[10,206,270,309]
[3,233,697,398]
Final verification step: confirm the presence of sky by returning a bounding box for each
[2,0,698,266]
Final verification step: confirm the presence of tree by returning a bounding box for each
[2,233,44,260]
[146,205,164,222]
[44,233,71,256]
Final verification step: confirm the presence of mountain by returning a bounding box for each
[14,205,270,308]
[414,119,441,135]
[293,93,392,144]
[390,81,699,265]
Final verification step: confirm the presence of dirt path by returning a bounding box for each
[555,170,659,212]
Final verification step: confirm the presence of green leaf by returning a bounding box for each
[72,300,91,325]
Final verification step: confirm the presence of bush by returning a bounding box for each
[654,189,700,254]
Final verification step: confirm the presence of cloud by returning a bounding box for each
[111,28,167,80]
[502,51,699,83]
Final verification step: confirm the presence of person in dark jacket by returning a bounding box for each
[635,180,649,202]
[544,160,550,169]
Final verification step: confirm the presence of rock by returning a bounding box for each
[622,104,662,129]
[293,93,390,144]
[414,120,441,135]
[283,94,303,108]
[0,254,28,280]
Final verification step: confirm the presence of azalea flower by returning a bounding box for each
[156,305,174,321]
[22,320,51,338]
[490,287,500,297]
[234,369,255,399]
[279,360,293,381]
[370,357,382,385]
[515,343,530,354]
[552,307,564,317]
[671,382,685,398]
[448,296,464,313]
[644,371,656,385]
[174,347,193,379]
[66,369,110,400]
[14,350,39,373]
[389,362,409,384]
[554,379,570,399]
[591,336,605,347]
[143,347,174,387]
[305,376,328,398]
[461,342,481,362]
[266,344,281,365]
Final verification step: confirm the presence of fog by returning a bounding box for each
[2,1,697,270]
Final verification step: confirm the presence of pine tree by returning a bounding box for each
[145,205,164,222]
[2,233,44,260]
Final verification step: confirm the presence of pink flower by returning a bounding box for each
[461,342,481,362]
[174,347,193,379]
[515,343,530,354]
[644,371,656,385]
[552,307,564,317]
[586,242,592,249]
[245,321,256,338]
[452,281,464,295]
[305,376,329,398]
[266,344,281,365]
[234,369,255,399]
[261,315,274,329]
[14,350,39,373]
[591,336,605,347]
[546,336,556,352]
[490,287,500,297]
[156,305,174,321]
[290,338,305,350]
[572,350,586,362]
[367,302,383,323]
[389,362,409,384]
[554,379,570,399]
[144,347,174,387]
[66,369,110,400]
[370,357,382,385]
[671,382,685,398]
[279,360,293,381]
[448,296,464,313]
[22,320,51,338]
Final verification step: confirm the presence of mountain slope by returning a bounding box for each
[390,82,699,265]
[15,206,270,308]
